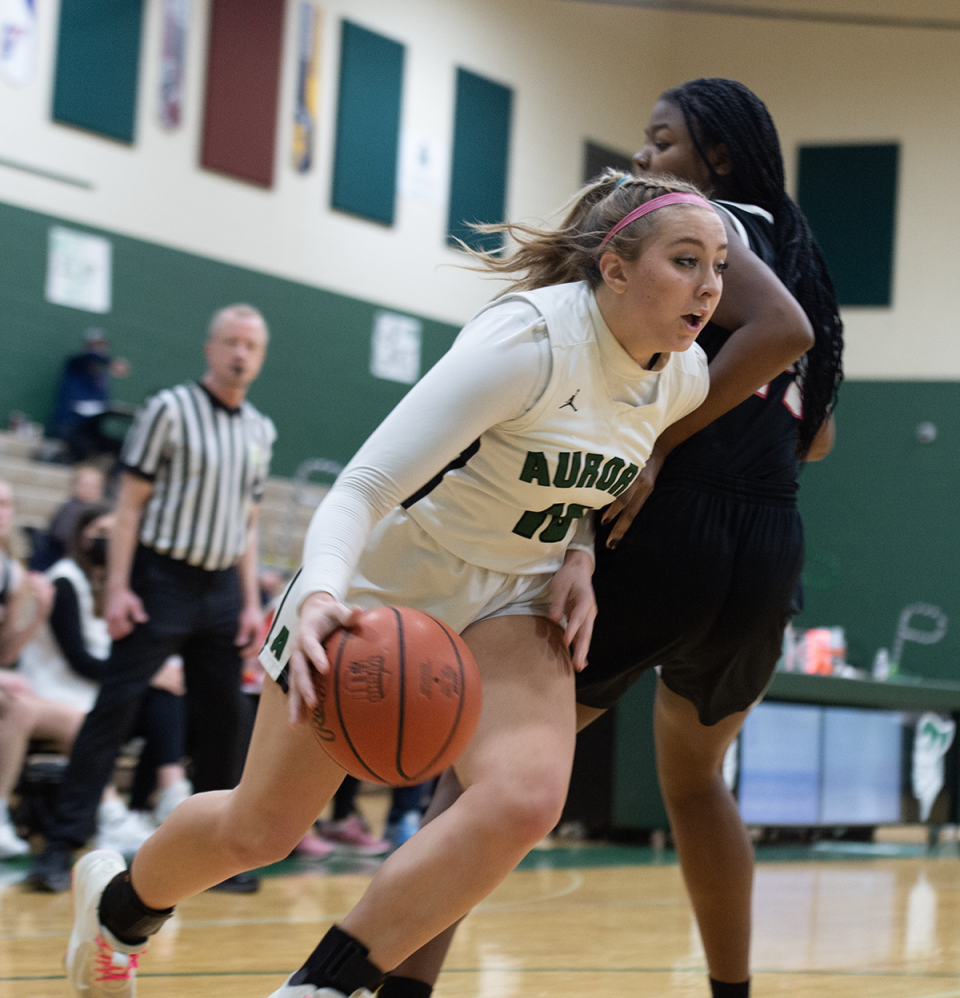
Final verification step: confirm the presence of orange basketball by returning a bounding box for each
[310,606,482,786]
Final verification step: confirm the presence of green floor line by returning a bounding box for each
[5,966,960,983]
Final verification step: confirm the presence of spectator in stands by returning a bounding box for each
[28,304,274,892]
[0,480,54,668]
[49,464,106,553]
[0,669,83,857]
[18,504,192,853]
[51,329,131,462]
[0,479,59,856]
[26,463,108,572]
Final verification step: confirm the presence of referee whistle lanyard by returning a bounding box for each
[596,192,715,254]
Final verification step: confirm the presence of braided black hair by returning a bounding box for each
[661,78,843,458]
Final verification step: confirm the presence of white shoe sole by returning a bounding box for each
[265,978,373,997]
[67,850,142,997]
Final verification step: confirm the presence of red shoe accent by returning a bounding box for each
[93,935,140,982]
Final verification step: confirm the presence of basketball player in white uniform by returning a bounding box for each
[66,175,726,998]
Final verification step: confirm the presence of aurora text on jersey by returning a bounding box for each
[518,450,638,495]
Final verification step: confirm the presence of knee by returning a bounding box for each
[8,693,40,735]
[491,774,568,849]
[659,767,728,812]
[213,800,305,868]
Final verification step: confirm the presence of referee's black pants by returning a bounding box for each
[49,545,248,848]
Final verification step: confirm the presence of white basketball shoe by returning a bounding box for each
[266,978,374,997]
[66,850,146,997]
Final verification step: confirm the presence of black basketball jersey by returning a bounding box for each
[662,201,802,486]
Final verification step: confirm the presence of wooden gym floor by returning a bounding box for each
[4,826,960,998]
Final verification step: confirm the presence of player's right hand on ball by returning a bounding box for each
[288,592,362,726]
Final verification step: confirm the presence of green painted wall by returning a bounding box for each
[0,201,460,477]
[610,383,960,830]
[3,204,958,683]
[796,381,960,681]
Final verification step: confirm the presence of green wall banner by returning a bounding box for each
[52,0,144,143]
[331,20,405,225]
[797,144,899,307]
[447,68,513,252]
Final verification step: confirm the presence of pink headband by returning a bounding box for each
[596,192,715,254]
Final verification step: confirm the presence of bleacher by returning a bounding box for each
[0,431,330,571]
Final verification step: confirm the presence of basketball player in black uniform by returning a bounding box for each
[576,79,843,998]
[378,80,842,998]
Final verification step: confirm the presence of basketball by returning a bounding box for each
[309,606,482,786]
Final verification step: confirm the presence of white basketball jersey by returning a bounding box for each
[403,281,708,576]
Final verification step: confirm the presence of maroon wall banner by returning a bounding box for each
[201,0,284,187]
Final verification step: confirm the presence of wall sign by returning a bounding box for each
[370,311,421,385]
[45,226,113,313]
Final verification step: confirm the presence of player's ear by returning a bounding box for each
[707,142,732,177]
[598,252,629,294]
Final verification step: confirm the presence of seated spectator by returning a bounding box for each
[0,671,83,857]
[51,329,131,462]
[0,480,54,669]
[45,463,106,567]
[17,505,191,859]
[0,479,58,856]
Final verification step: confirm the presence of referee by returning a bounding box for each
[28,304,276,892]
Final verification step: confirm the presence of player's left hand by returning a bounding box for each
[550,548,597,672]
[234,603,263,657]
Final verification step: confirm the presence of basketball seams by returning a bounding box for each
[313,605,480,787]
[416,613,469,780]
[390,606,410,781]
[332,626,389,784]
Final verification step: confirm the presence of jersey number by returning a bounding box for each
[755,366,803,419]
[513,503,589,543]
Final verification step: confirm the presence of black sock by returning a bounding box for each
[291,925,385,994]
[378,975,434,998]
[98,871,175,946]
[710,977,750,998]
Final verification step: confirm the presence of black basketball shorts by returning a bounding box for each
[577,471,804,726]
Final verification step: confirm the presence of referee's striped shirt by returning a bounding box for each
[121,381,276,571]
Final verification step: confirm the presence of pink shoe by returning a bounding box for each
[316,815,390,856]
[293,831,335,859]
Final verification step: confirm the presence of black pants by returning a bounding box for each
[579,472,804,726]
[49,546,247,847]
[128,688,188,812]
